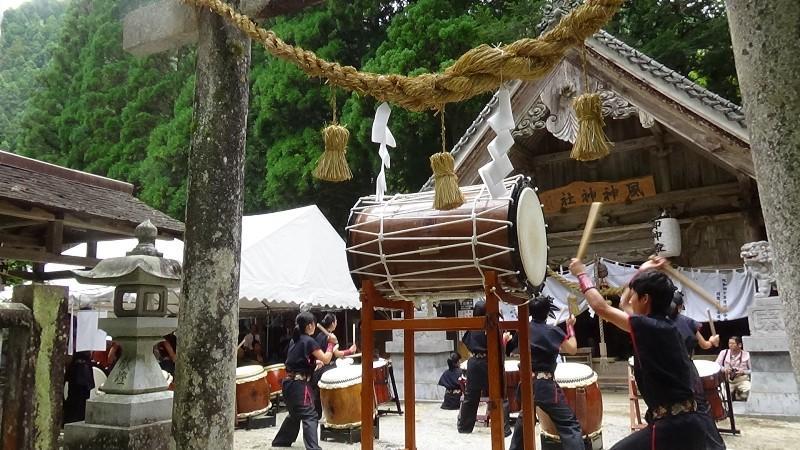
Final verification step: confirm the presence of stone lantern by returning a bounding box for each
[64,220,181,449]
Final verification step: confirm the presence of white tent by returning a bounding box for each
[44,205,360,311]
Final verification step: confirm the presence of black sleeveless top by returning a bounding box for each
[285,334,321,376]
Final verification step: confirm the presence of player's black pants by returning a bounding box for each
[509,378,583,450]
[272,379,321,450]
[457,357,512,435]
[611,412,706,450]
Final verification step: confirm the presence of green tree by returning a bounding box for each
[605,0,739,101]
[0,0,66,150]
[247,1,399,229]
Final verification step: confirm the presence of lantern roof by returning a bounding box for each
[72,220,182,287]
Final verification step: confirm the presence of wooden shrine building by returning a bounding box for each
[0,150,183,276]
[427,9,762,270]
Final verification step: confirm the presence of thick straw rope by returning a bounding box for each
[182,0,623,111]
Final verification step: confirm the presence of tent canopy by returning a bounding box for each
[42,205,360,311]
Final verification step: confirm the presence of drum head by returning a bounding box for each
[236,365,265,379]
[628,356,635,367]
[515,187,548,287]
[554,362,597,387]
[319,365,363,389]
[336,357,354,367]
[504,360,520,372]
[694,360,722,377]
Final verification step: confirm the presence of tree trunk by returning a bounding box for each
[172,2,251,448]
[725,0,800,384]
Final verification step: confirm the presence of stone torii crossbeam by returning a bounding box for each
[122,0,322,447]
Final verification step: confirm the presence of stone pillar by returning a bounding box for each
[385,303,453,401]
[2,285,68,450]
[742,295,800,416]
[726,0,800,385]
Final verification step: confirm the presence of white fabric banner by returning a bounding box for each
[75,311,107,352]
[530,259,755,323]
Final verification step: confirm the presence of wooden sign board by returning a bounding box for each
[538,176,656,214]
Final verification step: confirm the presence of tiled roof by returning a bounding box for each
[0,153,183,236]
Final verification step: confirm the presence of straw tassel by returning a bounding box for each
[570,92,612,162]
[313,124,352,182]
[430,152,465,210]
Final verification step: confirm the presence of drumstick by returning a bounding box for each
[316,323,334,340]
[576,202,603,262]
[236,338,247,350]
[656,259,728,312]
[706,309,717,336]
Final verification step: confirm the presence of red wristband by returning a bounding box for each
[566,323,575,338]
[326,343,335,353]
[342,349,353,356]
[577,272,594,293]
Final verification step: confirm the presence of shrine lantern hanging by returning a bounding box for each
[653,213,681,257]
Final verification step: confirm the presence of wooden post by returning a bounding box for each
[484,272,506,449]
[360,281,376,450]
[403,302,416,450]
[517,303,536,450]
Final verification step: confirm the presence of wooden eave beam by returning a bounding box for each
[527,135,662,165]
[0,199,181,240]
[6,270,79,282]
[0,247,100,267]
[547,212,744,240]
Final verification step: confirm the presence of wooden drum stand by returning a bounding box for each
[359,271,538,450]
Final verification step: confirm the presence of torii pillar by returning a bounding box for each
[122,1,322,447]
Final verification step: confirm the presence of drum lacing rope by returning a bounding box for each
[377,192,406,301]
[470,183,487,287]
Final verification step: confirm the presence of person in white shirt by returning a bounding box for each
[715,336,751,401]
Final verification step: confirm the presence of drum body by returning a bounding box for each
[264,363,286,397]
[538,362,603,439]
[235,365,271,419]
[347,176,547,301]
[694,360,726,421]
[505,360,521,413]
[373,359,392,405]
[319,366,368,428]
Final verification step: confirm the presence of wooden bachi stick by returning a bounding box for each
[576,202,603,261]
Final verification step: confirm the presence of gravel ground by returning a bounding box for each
[234,391,800,450]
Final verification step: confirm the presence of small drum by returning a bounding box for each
[319,365,373,428]
[264,363,286,398]
[373,359,392,405]
[694,360,727,421]
[347,176,548,301]
[235,365,271,419]
[505,360,521,413]
[538,362,603,440]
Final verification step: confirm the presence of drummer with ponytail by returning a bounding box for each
[272,311,335,450]
[509,295,583,450]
